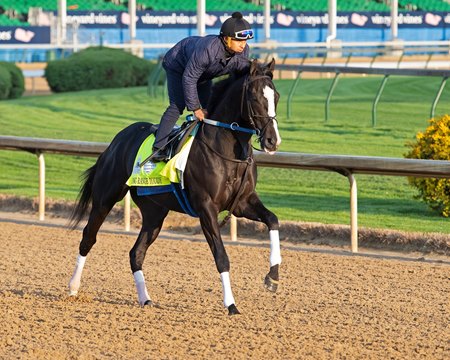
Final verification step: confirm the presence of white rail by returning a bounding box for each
[1,135,450,252]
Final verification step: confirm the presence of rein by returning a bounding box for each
[202,118,259,135]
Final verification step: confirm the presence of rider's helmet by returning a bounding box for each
[220,12,254,40]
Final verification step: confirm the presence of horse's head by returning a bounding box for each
[242,58,281,154]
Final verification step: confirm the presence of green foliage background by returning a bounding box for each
[405,114,450,216]
[0,61,24,99]
[45,47,153,92]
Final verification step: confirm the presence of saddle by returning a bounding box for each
[153,118,198,162]
[127,119,199,217]
[128,117,199,188]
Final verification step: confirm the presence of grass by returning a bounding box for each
[0,75,449,234]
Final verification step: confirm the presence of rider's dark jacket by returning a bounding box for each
[162,35,250,111]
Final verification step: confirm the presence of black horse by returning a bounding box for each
[68,59,282,315]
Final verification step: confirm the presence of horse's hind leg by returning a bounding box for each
[68,187,128,296]
[129,199,169,306]
[235,193,281,293]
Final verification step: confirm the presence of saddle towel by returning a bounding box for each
[126,133,195,189]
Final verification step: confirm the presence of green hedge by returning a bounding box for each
[405,114,450,217]
[45,47,154,92]
[0,62,24,100]
[0,66,12,100]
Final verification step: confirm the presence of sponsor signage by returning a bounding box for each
[285,11,450,28]
[48,10,450,29]
[0,11,448,45]
[0,26,50,44]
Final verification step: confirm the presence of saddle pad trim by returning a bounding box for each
[173,183,198,217]
[135,184,198,218]
[136,185,175,196]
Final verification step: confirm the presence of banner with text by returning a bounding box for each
[0,26,50,44]
[58,10,450,29]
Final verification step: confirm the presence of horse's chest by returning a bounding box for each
[225,175,239,188]
[225,165,241,187]
[224,164,253,190]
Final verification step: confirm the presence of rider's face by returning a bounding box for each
[226,38,247,53]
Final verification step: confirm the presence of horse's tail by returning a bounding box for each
[69,162,97,229]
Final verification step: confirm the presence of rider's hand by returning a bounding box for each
[194,108,206,121]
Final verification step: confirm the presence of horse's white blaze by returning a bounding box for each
[269,230,282,266]
[263,85,276,118]
[262,85,282,152]
[68,254,86,296]
[272,119,281,146]
[220,272,235,307]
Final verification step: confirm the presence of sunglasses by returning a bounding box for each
[233,29,254,40]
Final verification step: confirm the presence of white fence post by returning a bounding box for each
[347,173,358,253]
[124,191,131,231]
[230,215,237,242]
[37,151,45,221]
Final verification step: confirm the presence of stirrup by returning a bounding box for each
[150,147,168,162]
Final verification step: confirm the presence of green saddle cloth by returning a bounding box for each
[126,133,195,187]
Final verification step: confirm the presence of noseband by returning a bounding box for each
[240,74,278,142]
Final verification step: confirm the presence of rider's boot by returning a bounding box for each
[150,146,169,162]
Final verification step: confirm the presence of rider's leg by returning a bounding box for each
[152,70,185,160]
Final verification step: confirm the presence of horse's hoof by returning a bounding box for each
[264,274,279,292]
[143,300,154,307]
[228,304,241,315]
[68,290,78,297]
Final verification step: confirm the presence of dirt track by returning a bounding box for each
[0,220,449,359]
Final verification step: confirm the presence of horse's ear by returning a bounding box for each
[264,58,276,79]
[268,58,276,72]
[249,59,259,76]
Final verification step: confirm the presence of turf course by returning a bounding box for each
[0,75,449,234]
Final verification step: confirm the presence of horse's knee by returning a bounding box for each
[215,254,230,274]
[267,212,279,231]
[129,248,142,273]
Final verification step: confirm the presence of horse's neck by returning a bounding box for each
[200,77,253,159]
[199,122,252,160]
[197,120,250,156]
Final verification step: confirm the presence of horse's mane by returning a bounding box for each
[207,72,246,115]
[206,59,275,118]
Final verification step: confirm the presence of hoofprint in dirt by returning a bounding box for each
[0,221,448,359]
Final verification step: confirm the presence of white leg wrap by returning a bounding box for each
[269,230,282,267]
[220,272,235,308]
[133,270,151,306]
[68,254,86,296]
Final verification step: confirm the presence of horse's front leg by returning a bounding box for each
[198,207,240,315]
[235,192,281,292]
